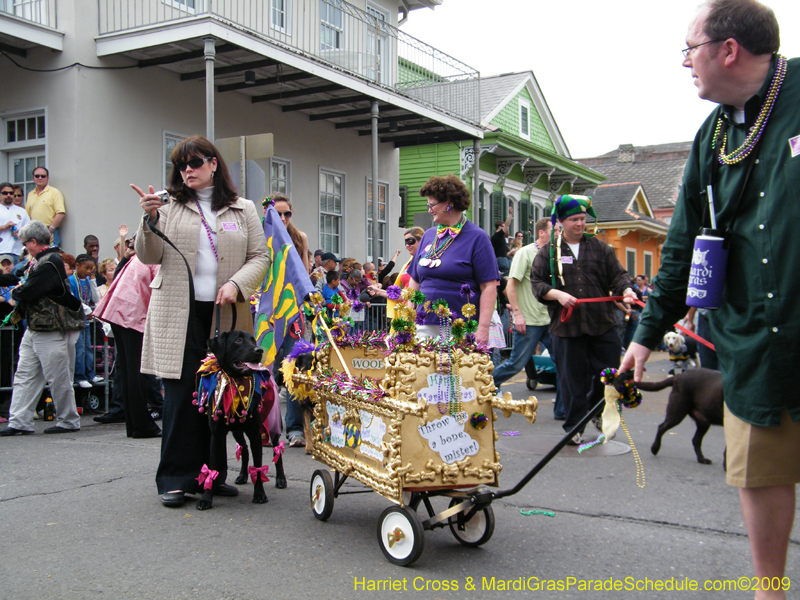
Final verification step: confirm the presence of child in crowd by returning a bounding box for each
[322,270,342,318]
[61,253,76,277]
[96,257,116,298]
[70,254,101,389]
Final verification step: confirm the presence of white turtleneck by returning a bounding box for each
[194,187,218,301]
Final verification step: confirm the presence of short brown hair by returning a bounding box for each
[419,174,471,212]
[703,0,779,55]
[535,218,551,237]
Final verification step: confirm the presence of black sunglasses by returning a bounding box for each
[404,237,417,246]
[1,191,13,195]
[277,210,292,218]
[33,174,47,178]
[174,156,212,172]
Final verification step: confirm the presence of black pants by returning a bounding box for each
[110,324,160,438]
[551,327,621,433]
[155,301,215,495]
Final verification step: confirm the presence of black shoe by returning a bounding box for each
[161,491,185,507]
[0,427,34,436]
[93,413,125,424]
[132,430,162,439]
[44,426,78,434]
[217,483,239,497]
[591,415,603,432]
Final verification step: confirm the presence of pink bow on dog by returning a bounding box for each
[272,441,285,464]
[235,443,243,462]
[196,464,219,490]
[248,465,270,484]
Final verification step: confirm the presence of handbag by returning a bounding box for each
[25,261,86,333]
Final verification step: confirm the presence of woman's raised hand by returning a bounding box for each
[131,184,163,221]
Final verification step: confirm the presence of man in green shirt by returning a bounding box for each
[621,0,800,593]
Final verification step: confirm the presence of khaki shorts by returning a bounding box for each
[725,404,800,487]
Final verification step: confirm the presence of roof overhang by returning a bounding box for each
[95,17,482,142]
[0,12,64,53]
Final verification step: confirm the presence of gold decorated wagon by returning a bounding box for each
[285,334,539,566]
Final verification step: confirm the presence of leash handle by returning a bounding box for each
[560,295,626,323]
[214,302,238,339]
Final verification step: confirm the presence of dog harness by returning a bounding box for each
[193,355,270,424]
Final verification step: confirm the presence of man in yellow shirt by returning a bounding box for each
[26,167,65,247]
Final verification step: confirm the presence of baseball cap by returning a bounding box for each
[321,252,341,263]
[0,254,15,264]
[313,249,324,257]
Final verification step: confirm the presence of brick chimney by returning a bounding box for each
[617,144,635,163]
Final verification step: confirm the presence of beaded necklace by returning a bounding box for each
[195,199,218,262]
[712,55,787,165]
[419,215,466,268]
[76,277,90,304]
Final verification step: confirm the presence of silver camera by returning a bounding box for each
[154,190,170,204]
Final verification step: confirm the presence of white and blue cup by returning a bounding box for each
[686,228,729,309]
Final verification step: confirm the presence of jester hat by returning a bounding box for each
[549,194,598,287]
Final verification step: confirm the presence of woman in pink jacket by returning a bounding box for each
[94,240,161,438]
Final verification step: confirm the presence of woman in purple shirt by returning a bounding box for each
[408,175,499,344]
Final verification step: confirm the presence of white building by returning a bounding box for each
[0,0,481,262]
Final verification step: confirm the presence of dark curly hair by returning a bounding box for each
[167,135,238,211]
[419,174,471,212]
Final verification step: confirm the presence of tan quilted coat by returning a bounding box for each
[135,197,270,379]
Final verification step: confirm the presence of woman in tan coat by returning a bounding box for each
[132,135,270,508]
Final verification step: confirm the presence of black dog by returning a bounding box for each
[633,368,724,465]
[195,330,286,510]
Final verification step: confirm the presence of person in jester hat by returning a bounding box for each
[530,194,638,445]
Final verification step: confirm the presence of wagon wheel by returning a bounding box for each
[377,506,424,566]
[526,377,538,391]
[310,469,334,521]
[447,498,495,547]
[84,392,101,411]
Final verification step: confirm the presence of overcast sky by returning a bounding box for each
[401,0,800,158]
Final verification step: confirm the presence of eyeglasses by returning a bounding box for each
[277,211,292,219]
[33,174,47,178]
[426,201,441,211]
[1,191,13,195]
[174,156,212,172]
[681,39,724,58]
[404,238,417,246]
[13,193,23,197]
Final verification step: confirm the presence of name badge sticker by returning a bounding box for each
[561,256,573,264]
[222,222,238,232]
[789,135,800,158]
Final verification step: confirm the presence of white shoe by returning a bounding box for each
[77,380,92,389]
[92,376,104,383]
[566,432,583,446]
[33,410,42,420]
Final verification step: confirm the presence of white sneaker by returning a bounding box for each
[33,410,42,420]
[77,380,92,389]
[92,376,104,383]
[566,432,583,446]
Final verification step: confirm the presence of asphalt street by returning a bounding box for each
[1,352,797,599]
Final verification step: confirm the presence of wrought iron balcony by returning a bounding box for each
[97,0,479,125]
[0,0,56,28]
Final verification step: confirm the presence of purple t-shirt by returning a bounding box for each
[408,220,500,325]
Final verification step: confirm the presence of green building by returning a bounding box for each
[399,71,605,240]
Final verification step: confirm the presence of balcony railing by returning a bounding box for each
[0,0,56,28]
[97,0,479,125]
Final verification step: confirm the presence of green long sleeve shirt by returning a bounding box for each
[634,55,800,427]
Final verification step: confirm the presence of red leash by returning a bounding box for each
[560,296,716,352]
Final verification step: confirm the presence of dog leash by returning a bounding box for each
[560,296,716,351]
[145,214,237,349]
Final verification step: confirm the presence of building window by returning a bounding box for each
[270,157,291,195]
[6,114,45,144]
[320,0,343,51]
[270,0,290,33]
[366,179,387,262]
[519,99,531,141]
[163,0,196,13]
[644,251,653,280]
[11,153,45,198]
[320,169,344,254]
[626,248,636,276]
[366,3,389,84]
[163,132,185,188]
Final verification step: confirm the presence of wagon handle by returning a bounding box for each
[491,397,607,501]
